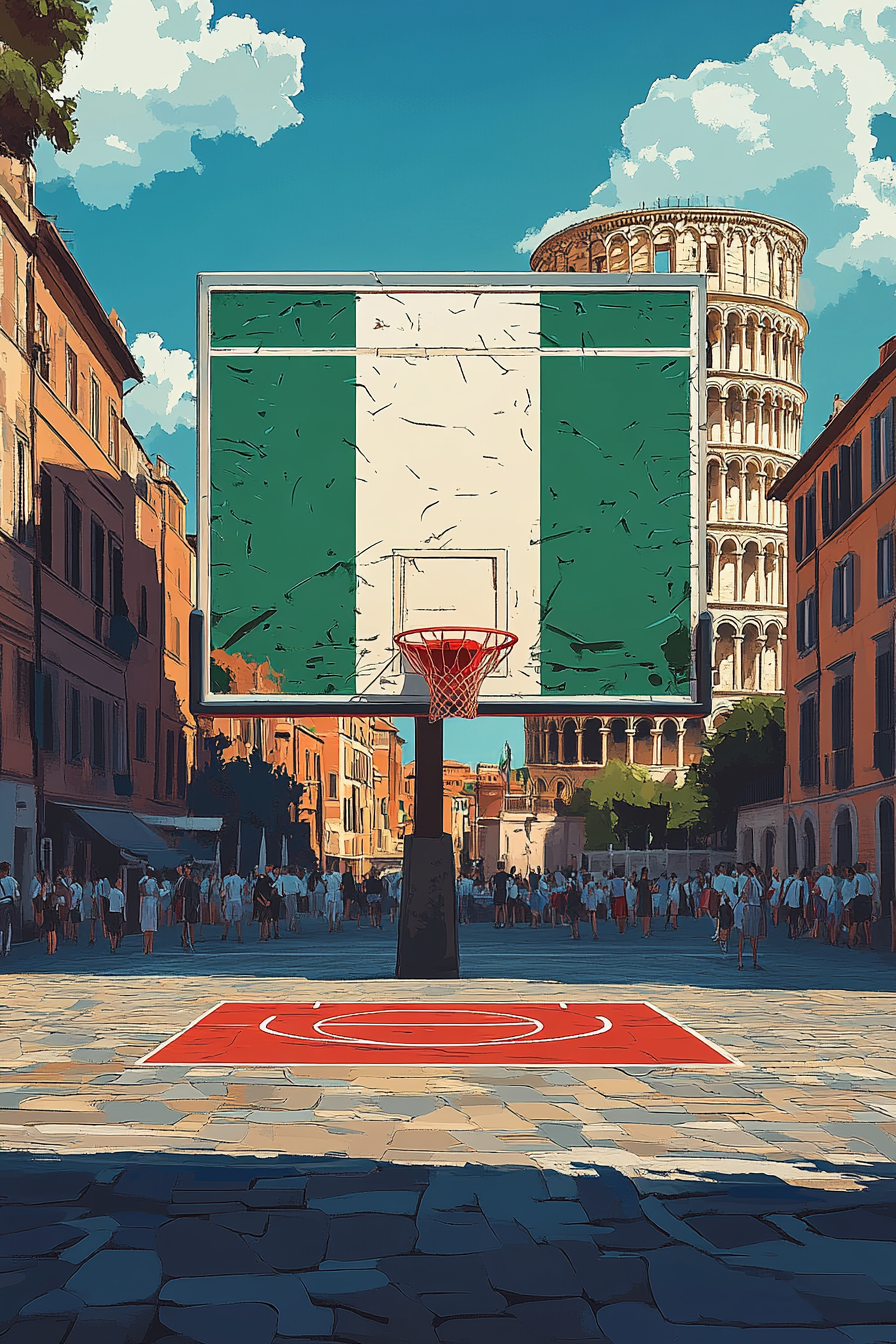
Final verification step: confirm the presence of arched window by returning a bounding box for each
[763,828,775,873]
[582,719,602,764]
[547,727,559,764]
[879,797,895,906]
[562,720,578,764]
[633,718,652,766]
[661,719,678,767]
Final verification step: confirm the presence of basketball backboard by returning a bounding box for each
[192,272,708,717]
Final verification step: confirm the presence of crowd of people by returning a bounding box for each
[462,858,889,970]
[0,854,889,967]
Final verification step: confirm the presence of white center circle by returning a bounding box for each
[312,1007,544,1048]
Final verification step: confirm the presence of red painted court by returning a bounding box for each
[141,1001,740,1068]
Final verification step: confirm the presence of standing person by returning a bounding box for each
[95,872,111,942]
[266,865,282,939]
[768,867,782,926]
[41,875,58,955]
[827,877,845,947]
[717,892,734,953]
[380,874,394,927]
[709,866,727,942]
[365,870,383,928]
[78,876,93,942]
[295,867,308,926]
[159,874,174,926]
[221,866,244,943]
[582,873,599,941]
[566,879,585,940]
[106,876,126,953]
[842,867,864,948]
[138,869,160,955]
[341,867,357,924]
[199,870,212,930]
[30,870,45,942]
[324,865,343,933]
[655,871,669,924]
[666,873,680,930]
[736,867,764,971]
[697,871,712,921]
[278,866,300,935]
[68,871,83,945]
[852,865,874,949]
[626,873,638,928]
[491,862,510,929]
[457,871,474,925]
[610,872,627,933]
[252,866,273,941]
[636,867,654,937]
[781,867,805,939]
[0,862,19,957]
[180,864,201,952]
[53,871,72,945]
[813,865,835,942]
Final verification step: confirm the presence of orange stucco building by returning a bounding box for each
[769,338,895,898]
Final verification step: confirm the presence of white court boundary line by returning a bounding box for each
[137,1000,743,1068]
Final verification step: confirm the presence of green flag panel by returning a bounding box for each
[209,355,357,694]
[210,291,356,348]
[539,355,694,697]
[540,291,692,349]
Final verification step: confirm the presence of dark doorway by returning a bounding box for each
[582,719,602,764]
[880,797,895,905]
[803,818,816,871]
[763,828,775,873]
[835,809,853,868]
[562,721,578,764]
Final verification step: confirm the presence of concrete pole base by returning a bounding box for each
[395,833,458,979]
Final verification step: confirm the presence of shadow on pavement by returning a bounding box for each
[1,1149,896,1342]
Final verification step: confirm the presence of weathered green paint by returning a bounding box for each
[210,291,356,348]
[540,291,691,349]
[209,356,357,694]
[539,355,694,697]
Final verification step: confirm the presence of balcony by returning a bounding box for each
[739,769,785,806]
[502,795,532,813]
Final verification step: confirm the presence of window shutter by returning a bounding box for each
[872,414,882,491]
[805,487,816,554]
[821,471,831,536]
[794,496,804,563]
[851,434,862,510]
[809,590,818,647]
[832,563,842,626]
[888,400,896,480]
[844,554,854,624]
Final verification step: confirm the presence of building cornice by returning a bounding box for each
[531,206,808,260]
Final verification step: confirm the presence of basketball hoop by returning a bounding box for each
[395,626,518,721]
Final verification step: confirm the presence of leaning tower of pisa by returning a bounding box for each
[522,207,808,797]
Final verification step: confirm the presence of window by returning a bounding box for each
[795,590,817,654]
[875,635,895,777]
[135,704,147,761]
[654,245,671,273]
[798,696,819,788]
[35,670,56,753]
[328,771,337,800]
[165,729,175,797]
[65,345,78,414]
[14,433,28,541]
[109,540,125,615]
[821,470,831,537]
[65,685,81,763]
[90,520,105,606]
[39,471,52,568]
[172,616,181,658]
[804,486,816,556]
[838,435,862,522]
[91,697,106,771]
[794,495,804,563]
[871,399,895,491]
[13,243,26,348]
[305,748,310,779]
[35,306,51,380]
[108,403,120,466]
[64,493,82,590]
[176,732,187,799]
[111,701,126,774]
[832,554,855,628]
[138,584,148,636]
[89,374,101,441]
[706,243,719,273]
[879,533,895,601]
[831,673,853,790]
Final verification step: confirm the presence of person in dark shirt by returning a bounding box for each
[266,865,281,939]
[365,871,384,928]
[636,868,654,937]
[491,863,510,929]
[253,868,274,942]
[180,865,201,952]
[717,895,734,953]
[566,880,585,940]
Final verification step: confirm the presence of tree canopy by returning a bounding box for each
[188,736,304,841]
[691,695,785,834]
[0,0,95,161]
[562,758,707,849]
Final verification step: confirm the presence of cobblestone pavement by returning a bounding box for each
[2,918,895,1340]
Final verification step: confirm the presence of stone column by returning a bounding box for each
[625,719,636,765]
[576,728,584,764]
[732,634,744,691]
[675,720,687,770]
[600,728,611,764]
[651,726,663,767]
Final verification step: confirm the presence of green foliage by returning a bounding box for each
[0,0,94,160]
[561,758,709,848]
[188,736,304,839]
[693,695,785,833]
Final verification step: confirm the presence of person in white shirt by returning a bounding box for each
[106,877,126,953]
[768,868,782,926]
[324,866,343,932]
[736,865,764,970]
[221,868,244,943]
[665,874,681,930]
[812,865,835,941]
[277,867,301,933]
[781,867,805,939]
[295,868,309,928]
[138,869,160,954]
[68,874,83,944]
[0,862,19,957]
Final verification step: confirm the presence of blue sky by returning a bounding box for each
[36,0,896,765]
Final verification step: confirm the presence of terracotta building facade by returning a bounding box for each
[526,205,808,797]
[769,337,895,893]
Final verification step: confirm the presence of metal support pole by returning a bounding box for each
[395,717,458,979]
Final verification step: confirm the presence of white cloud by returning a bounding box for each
[35,0,304,208]
[517,0,896,307]
[125,332,195,436]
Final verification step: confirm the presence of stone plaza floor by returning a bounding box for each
[1,914,895,1341]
